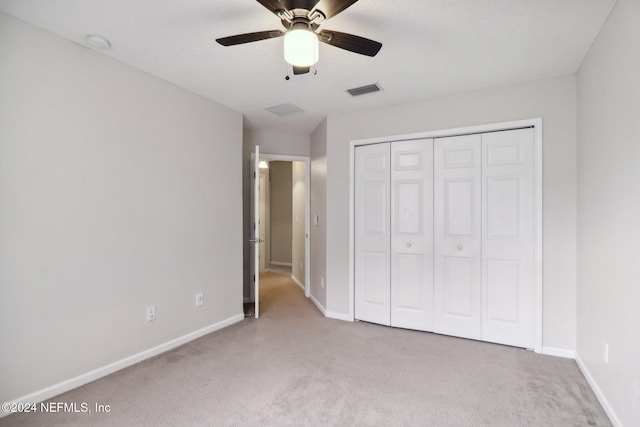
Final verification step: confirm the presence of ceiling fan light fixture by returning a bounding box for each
[284,27,318,67]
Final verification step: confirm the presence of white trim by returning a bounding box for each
[533,118,544,354]
[575,354,623,427]
[1,313,244,416]
[542,346,576,359]
[350,119,541,146]
[310,294,326,315]
[291,274,305,292]
[349,118,544,353]
[252,146,260,318]
[257,153,309,163]
[348,136,355,321]
[326,311,352,322]
[270,261,292,267]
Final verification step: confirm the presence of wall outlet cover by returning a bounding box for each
[146,306,156,322]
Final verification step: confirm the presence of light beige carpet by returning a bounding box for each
[1,272,611,426]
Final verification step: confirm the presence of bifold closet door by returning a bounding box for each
[354,143,391,326]
[434,134,483,340]
[390,139,434,331]
[434,129,535,348]
[481,128,534,348]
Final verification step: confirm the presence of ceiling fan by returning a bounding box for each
[215,0,382,75]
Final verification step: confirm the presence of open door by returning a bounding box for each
[250,146,261,318]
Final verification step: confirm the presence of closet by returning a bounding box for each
[354,139,433,331]
[354,127,536,349]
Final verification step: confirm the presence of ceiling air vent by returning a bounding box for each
[347,83,382,97]
[265,103,304,118]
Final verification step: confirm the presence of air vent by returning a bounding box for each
[347,83,382,97]
[265,103,304,118]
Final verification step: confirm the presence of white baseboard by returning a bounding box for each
[291,275,305,292]
[309,294,326,315]
[270,261,292,267]
[575,354,623,427]
[2,313,245,417]
[542,346,576,359]
[325,311,351,321]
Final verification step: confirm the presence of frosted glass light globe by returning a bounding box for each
[284,29,319,67]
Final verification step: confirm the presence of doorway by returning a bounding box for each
[246,152,311,318]
[259,160,303,277]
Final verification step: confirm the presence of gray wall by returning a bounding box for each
[244,129,310,157]
[310,120,327,310]
[0,13,243,402]
[576,0,640,424]
[269,162,292,264]
[322,75,578,352]
[291,162,307,285]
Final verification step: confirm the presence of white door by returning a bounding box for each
[250,146,261,318]
[434,134,482,340]
[390,139,434,331]
[354,143,391,325]
[481,128,535,348]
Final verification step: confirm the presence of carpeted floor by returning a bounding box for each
[1,272,611,426]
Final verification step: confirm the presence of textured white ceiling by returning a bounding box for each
[0,0,615,134]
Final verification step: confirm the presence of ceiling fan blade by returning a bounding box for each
[255,0,287,14]
[314,0,359,19]
[293,66,311,75]
[216,30,285,46]
[318,30,382,56]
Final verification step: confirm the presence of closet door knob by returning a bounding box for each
[457,244,463,251]
[406,242,412,248]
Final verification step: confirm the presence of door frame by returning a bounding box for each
[348,118,543,353]
[250,152,312,298]
[251,146,260,318]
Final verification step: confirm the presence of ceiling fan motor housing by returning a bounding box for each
[215,0,382,71]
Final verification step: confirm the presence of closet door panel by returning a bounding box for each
[391,139,434,331]
[355,143,391,325]
[434,134,482,340]
[393,253,424,308]
[443,257,475,317]
[482,128,535,348]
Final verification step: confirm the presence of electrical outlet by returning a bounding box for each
[321,277,325,289]
[146,306,156,322]
[195,292,204,307]
[603,343,609,364]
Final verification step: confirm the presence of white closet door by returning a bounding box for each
[434,134,482,340]
[391,139,434,331]
[481,128,535,348]
[355,143,391,325]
